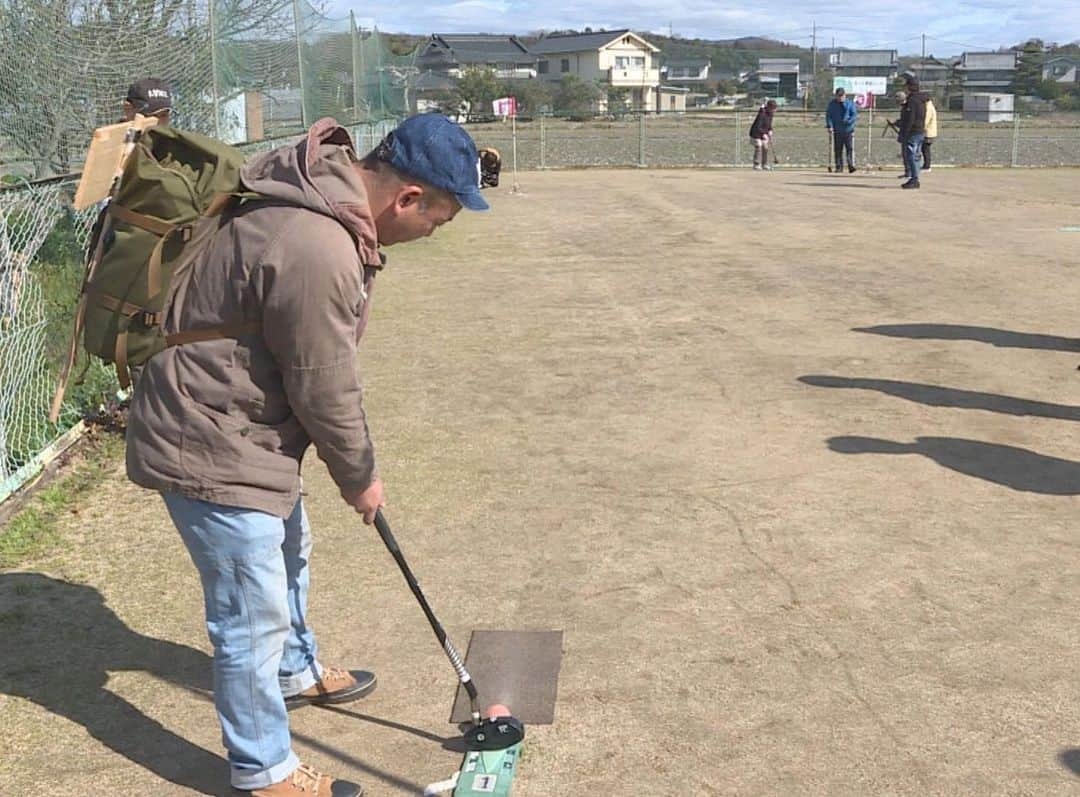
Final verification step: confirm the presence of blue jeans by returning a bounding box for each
[163,493,324,789]
[904,132,926,182]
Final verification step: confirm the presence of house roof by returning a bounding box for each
[836,49,898,67]
[1044,54,1080,65]
[531,29,658,54]
[423,34,532,64]
[958,51,1019,69]
[758,58,800,71]
[663,58,711,69]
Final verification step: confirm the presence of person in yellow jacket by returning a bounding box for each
[922,96,938,172]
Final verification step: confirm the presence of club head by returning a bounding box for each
[463,715,525,751]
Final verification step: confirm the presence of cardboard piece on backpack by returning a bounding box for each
[73,114,159,210]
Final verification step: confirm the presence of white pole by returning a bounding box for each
[293,0,309,127]
[868,105,873,166]
[735,111,740,167]
[539,114,546,169]
[1011,111,1020,167]
[511,112,520,192]
[208,0,222,139]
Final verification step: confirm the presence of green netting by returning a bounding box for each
[0,0,412,497]
[0,1,416,179]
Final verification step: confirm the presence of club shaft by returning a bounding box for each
[373,510,479,706]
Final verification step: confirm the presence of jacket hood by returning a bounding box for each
[240,118,380,265]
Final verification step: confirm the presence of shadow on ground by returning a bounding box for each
[799,375,1080,421]
[827,436,1080,495]
[1058,748,1080,777]
[791,180,895,190]
[852,324,1080,353]
[0,573,225,794]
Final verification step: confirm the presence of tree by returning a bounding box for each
[552,75,600,118]
[455,67,501,120]
[604,84,631,115]
[1013,39,1046,96]
[500,78,551,116]
[1036,79,1063,100]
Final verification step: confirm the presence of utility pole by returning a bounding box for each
[811,21,817,108]
[920,33,927,84]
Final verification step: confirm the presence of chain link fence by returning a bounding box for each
[467,109,1080,170]
[0,0,406,502]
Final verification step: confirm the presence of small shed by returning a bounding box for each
[657,85,689,113]
[963,93,1014,123]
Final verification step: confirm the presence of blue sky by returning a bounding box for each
[330,1,1080,55]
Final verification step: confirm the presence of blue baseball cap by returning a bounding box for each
[380,114,488,211]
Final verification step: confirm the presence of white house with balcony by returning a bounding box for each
[531,29,661,111]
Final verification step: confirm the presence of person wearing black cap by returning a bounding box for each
[749,99,778,171]
[124,114,489,797]
[122,77,172,124]
[900,77,928,189]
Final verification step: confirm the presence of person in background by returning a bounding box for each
[899,78,928,189]
[922,93,938,172]
[892,90,909,179]
[122,77,172,125]
[826,87,859,173]
[749,99,777,171]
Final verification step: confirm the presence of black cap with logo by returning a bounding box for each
[125,78,172,115]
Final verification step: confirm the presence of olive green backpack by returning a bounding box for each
[51,125,253,420]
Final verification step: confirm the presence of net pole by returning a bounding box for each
[376,27,386,118]
[511,112,520,192]
[208,0,222,139]
[638,110,646,167]
[351,11,361,121]
[735,111,741,167]
[539,113,546,169]
[868,104,873,165]
[292,0,309,127]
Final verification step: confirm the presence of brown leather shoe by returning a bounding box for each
[237,764,363,796]
[284,667,377,711]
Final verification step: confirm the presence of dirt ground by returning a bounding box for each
[2,167,1080,796]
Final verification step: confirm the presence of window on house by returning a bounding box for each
[538,60,548,74]
[561,58,570,73]
[633,56,645,68]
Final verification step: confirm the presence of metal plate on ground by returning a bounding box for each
[450,630,563,725]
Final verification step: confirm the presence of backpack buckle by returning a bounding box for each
[136,310,161,328]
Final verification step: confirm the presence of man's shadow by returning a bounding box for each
[828,436,1080,495]
[0,573,226,794]
[852,324,1080,353]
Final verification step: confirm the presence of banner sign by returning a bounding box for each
[492,96,517,117]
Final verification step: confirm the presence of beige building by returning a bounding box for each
[531,29,661,111]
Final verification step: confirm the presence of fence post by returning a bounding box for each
[539,113,546,169]
[734,111,740,167]
[868,105,873,166]
[638,111,646,167]
[208,0,222,139]
[292,0,309,127]
[350,11,361,122]
[1011,112,1020,167]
